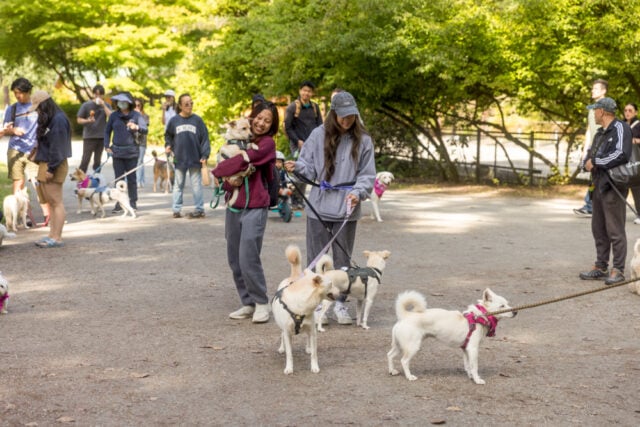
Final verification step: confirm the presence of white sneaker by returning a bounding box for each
[334,302,353,325]
[634,217,640,225]
[252,303,270,323]
[315,305,329,325]
[229,305,255,319]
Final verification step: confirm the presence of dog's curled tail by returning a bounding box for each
[116,181,128,192]
[315,254,334,274]
[395,290,427,320]
[285,245,303,278]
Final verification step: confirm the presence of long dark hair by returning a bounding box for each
[36,98,68,140]
[322,110,368,182]
[250,101,280,137]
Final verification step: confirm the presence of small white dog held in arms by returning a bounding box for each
[272,245,336,375]
[628,238,640,295]
[387,288,517,384]
[370,171,394,222]
[3,188,30,232]
[315,249,391,331]
[216,117,257,206]
[0,271,9,314]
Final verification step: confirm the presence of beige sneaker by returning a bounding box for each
[252,303,270,323]
[229,305,255,319]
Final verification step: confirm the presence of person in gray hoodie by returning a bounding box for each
[285,91,375,325]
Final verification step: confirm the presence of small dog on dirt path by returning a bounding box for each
[315,249,391,331]
[69,168,106,214]
[216,118,257,206]
[387,288,517,384]
[152,150,174,193]
[3,188,30,232]
[628,238,640,295]
[88,181,137,218]
[272,245,336,375]
[0,271,9,314]
[370,171,394,222]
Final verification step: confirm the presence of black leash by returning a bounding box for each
[289,171,359,268]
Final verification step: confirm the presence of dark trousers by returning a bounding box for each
[591,184,627,272]
[79,138,105,173]
[112,157,138,209]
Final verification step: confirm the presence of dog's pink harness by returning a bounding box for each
[0,293,9,311]
[76,176,100,189]
[461,305,498,350]
[374,178,387,198]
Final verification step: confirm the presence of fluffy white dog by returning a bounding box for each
[0,271,9,314]
[387,288,517,384]
[216,118,257,206]
[370,171,394,222]
[3,188,30,232]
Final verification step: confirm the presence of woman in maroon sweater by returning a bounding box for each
[213,102,278,323]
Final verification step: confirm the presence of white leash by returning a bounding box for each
[306,198,354,273]
[107,152,170,186]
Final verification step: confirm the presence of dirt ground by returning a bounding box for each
[1,145,640,426]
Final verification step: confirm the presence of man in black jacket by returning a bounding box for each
[579,97,632,285]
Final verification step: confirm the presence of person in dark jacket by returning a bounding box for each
[579,97,632,285]
[30,90,72,248]
[104,92,147,212]
[212,101,278,324]
[164,93,210,218]
[622,103,640,223]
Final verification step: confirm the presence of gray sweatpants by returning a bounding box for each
[591,184,627,272]
[306,217,357,270]
[225,208,269,305]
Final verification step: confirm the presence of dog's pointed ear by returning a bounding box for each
[363,250,371,258]
[483,288,494,302]
[381,250,391,259]
[312,275,323,287]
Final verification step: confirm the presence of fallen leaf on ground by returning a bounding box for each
[56,416,75,423]
[446,406,462,412]
[131,372,150,378]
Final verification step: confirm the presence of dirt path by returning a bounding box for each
[1,149,640,425]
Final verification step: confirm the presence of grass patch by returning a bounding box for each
[0,162,11,201]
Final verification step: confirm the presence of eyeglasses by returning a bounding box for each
[182,102,194,106]
[624,108,635,112]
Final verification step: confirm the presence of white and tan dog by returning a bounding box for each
[315,250,391,331]
[0,271,9,314]
[628,238,640,295]
[69,168,106,214]
[216,118,257,206]
[3,188,30,232]
[387,288,517,384]
[0,224,17,246]
[272,245,336,375]
[86,181,137,218]
[370,171,394,222]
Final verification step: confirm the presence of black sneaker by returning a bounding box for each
[188,211,205,219]
[112,207,123,214]
[173,212,182,219]
[579,267,608,280]
[573,207,592,218]
[604,268,625,285]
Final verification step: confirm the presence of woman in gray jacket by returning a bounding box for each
[285,91,376,325]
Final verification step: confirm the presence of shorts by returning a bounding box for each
[37,159,69,185]
[7,148,38,181]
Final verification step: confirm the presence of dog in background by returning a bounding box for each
[216,118,256,206]
[370,171,394,222]
[0,271,9,314]
[152,150,174,193]
[315,249,391,331]
[0,224,17,246]
[88,181,137,218]
[3,188,30,232]
[69,168,106,214]
[387,288,517,384]
[272,245,336,374]
[628,238,640,295]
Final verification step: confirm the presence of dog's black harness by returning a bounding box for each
[342,267,382,299]
[221,139,251,159]
[272,285,305,335]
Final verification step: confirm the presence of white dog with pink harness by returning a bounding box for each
[370,171,394,222]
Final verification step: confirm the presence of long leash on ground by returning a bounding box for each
[485,276,636,317]
[289,171,360,269]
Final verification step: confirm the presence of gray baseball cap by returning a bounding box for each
[587,97,617,113]
[331,91,359,118]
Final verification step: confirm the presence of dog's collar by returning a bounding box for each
[0,293,9,310]
[374,178,387,198]
[272,285,305,335]
[460,305,498,350]
[77,176,90,189]
[226,139,251,149]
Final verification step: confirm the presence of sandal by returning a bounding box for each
[35,237,64,248]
